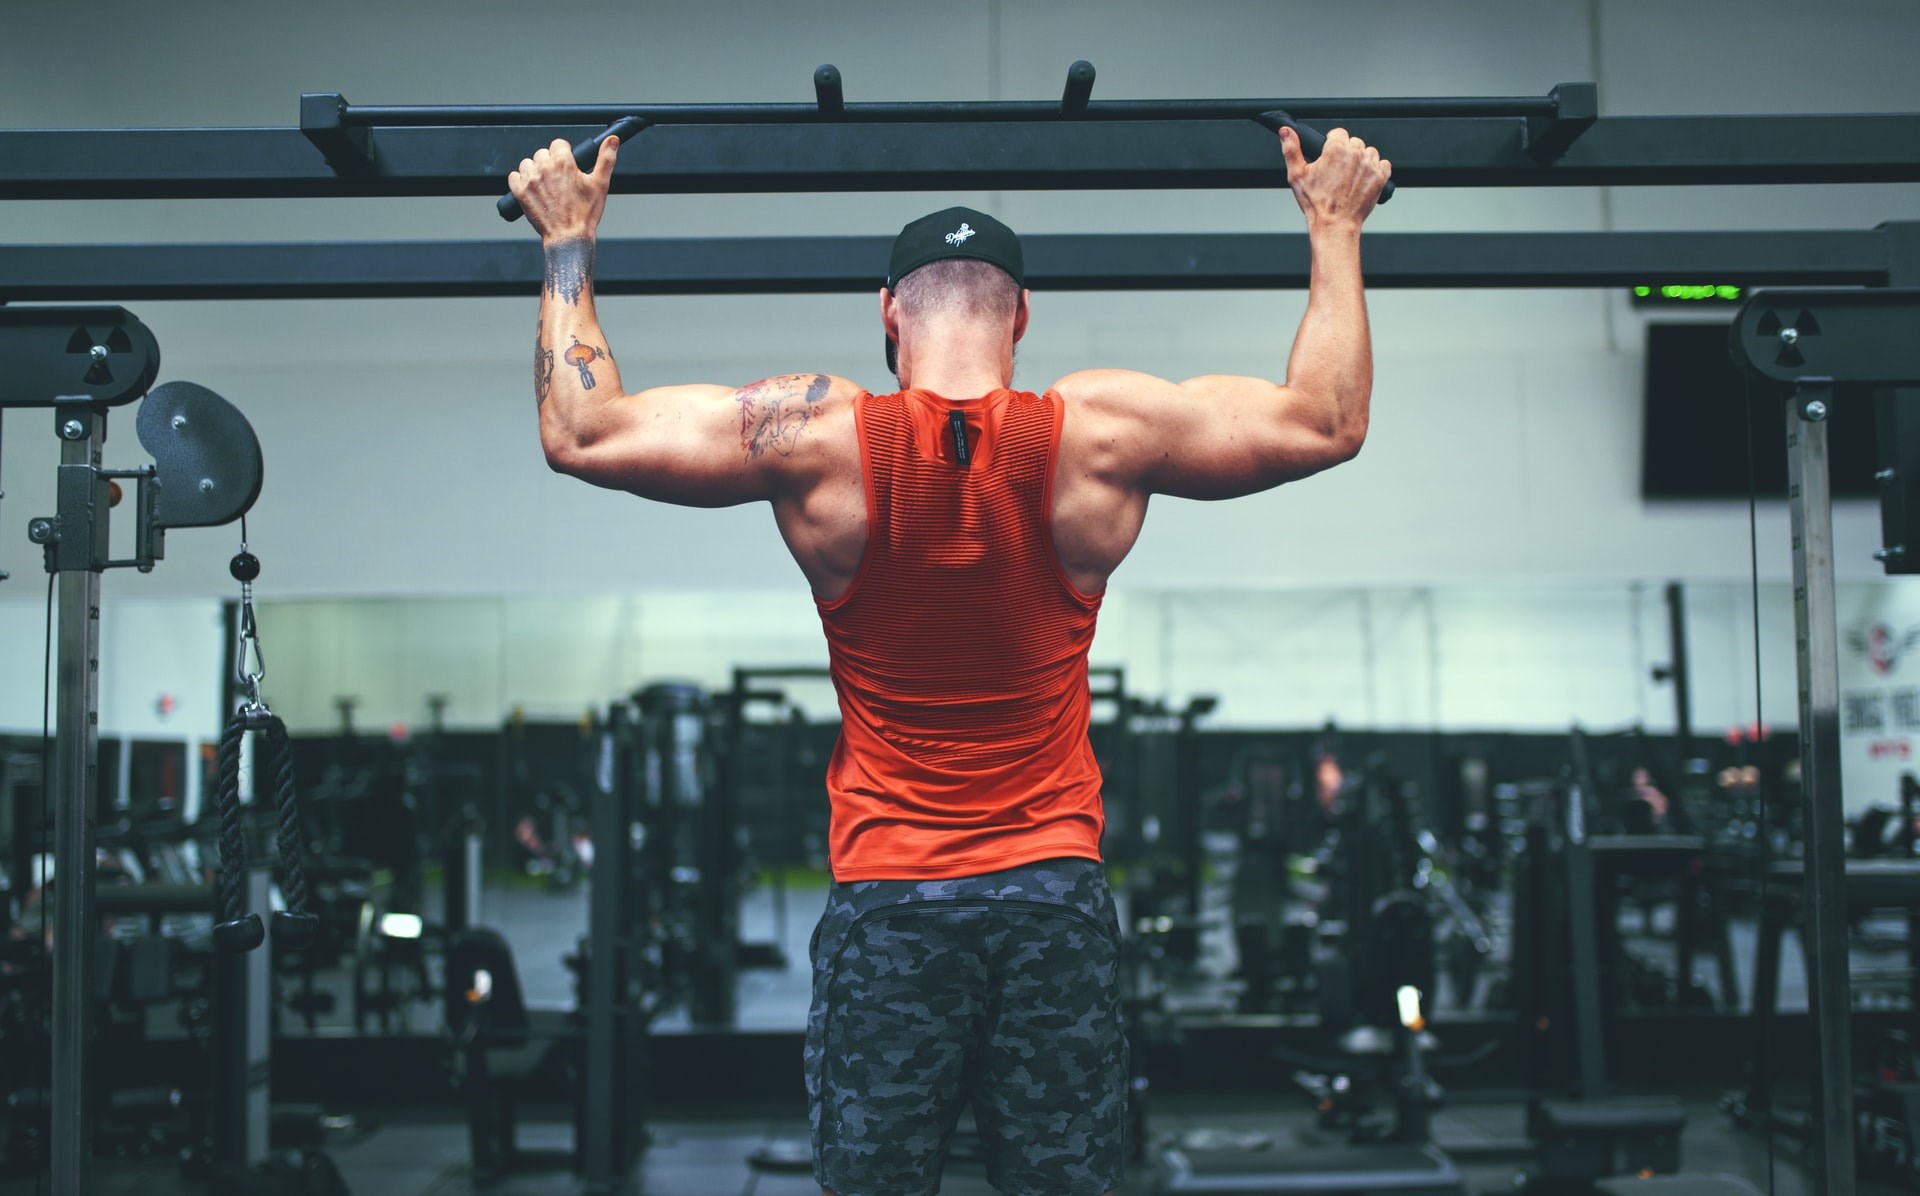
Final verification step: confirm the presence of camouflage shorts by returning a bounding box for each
[805,857,1127,1196]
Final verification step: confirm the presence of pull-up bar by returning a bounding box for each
[315,62,1575,126]
[8,71,1919,201]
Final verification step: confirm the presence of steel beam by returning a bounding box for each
[1785,383,1857,1195]
[4,113,1919,200]
[0,228,1899,302]
[49,407,105,1196]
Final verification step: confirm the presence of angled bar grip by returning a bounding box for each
[814,64,845,115]
[1255,110,1394,204]
[498,115,648,223]
[1061,60,1096,114]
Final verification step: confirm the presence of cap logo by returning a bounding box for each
[944,222,976,247]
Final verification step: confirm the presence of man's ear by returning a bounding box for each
[1013,288,1031,344]
[880,286,901,344]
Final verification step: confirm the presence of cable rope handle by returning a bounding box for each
[212,707,264,952]
[210,526,318,950]
[265,714,317,948]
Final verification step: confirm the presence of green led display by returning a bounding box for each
[1631,283,1744,304]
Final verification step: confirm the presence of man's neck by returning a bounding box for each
[898,321,1012,397]
[903,370,1010,398]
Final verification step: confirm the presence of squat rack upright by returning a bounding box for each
[6,63,1920,1196]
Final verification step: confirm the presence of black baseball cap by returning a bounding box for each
[886,207,1025,292]
[884,207,1025,376]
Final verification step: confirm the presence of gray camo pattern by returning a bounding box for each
[805,857,1126,1196]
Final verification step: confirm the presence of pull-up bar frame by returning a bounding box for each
[3,74,1918,199]
[1,227,1910,302]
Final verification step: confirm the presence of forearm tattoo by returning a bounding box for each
[737,373,830,459]
[544,238,594,305]
[534,333,555,407]
[562,335,609,390]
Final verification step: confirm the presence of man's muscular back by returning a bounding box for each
[623,367,1363,604]
[513,122,1388,597]
[588,370,1144,602]
[762,372,1151,602]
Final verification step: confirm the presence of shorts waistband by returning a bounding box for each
[831,856,1112,922]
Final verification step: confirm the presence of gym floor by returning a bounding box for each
[0,1094,1886,1194]
[14,871,1895,1193]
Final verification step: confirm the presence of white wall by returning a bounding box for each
[3,1,1918,786]
[0,597,225,769]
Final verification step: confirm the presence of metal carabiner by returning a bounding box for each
[230,539,267,711]
[236,599,267,710]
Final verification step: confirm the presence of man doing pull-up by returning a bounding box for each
[510,123,1388,1196]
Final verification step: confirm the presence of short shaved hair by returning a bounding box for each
[892,258,1021,327]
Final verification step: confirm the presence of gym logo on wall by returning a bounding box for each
[945,223,976,247]
[1844,623,1920,757]
[1850,623,1920,676]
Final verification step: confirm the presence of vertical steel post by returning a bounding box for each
[50,406,106,1195]
[583,705,627,1193]
[1785,380,1856,1196]
[464,830,483,930]
[1664,582,1695,751]
[1563,732,1609,1098]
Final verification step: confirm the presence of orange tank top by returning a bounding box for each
[815,387,1105,881]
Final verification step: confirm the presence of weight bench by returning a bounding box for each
[444,927,577,1186]
[1527,1098,1685,1192]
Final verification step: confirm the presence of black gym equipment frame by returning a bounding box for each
[8,75,1920,1196]
[1,226,1912,301]
[4,85,1920,198]
[1727,288,1920,1196]
[0,311,263,1196]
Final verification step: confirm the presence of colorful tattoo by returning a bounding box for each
[563,336,607,390]
[737,374,830,459]
[544,238,594,305]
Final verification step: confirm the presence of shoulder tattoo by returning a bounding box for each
[737,373,832,459]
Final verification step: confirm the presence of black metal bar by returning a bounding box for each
[210,867,270,1169]
[1877,227,1920,575]
[0,229,1896,302]
[496,114,644,222]
[7,113,1920,199]
[1563,729,1611,1097]
[320,91,1565,126]
[583,707,627,1189]
[1664,582,1694,753]
[49,405,105,1195]
[1784,381,1856,1195]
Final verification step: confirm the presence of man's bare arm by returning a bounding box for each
[1057,125,1387,500]
[509,136,851,505]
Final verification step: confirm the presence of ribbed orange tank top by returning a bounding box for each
[815,387,1105,881]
